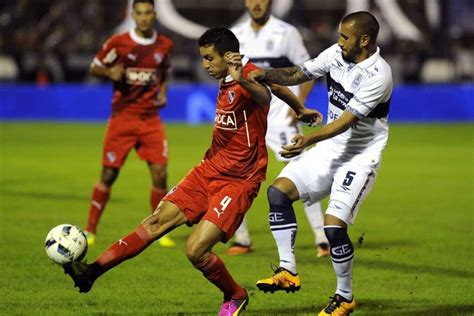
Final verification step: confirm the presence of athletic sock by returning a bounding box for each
[150,187,167,213]
[303,201,328,245]
[324,226,354,301]
[193,252,246,301]
[86,185,110,233]
[94,224,153,276]
[233,216,252,246]
[268,186,298,274]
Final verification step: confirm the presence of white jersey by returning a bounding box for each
[232,16,310,126]
[300,44,393,165]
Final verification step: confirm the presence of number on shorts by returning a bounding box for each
[342,171,356,186]
[220,196,232,211]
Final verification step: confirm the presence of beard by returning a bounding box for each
[342,44,363,63]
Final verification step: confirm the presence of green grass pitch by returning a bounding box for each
[0,122,473,315]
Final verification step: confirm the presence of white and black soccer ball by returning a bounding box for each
[45,224,88,265]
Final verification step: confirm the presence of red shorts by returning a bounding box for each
[102,115,167,168]
[163,164,261,242]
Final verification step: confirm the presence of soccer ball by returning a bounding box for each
[45,224,88,265]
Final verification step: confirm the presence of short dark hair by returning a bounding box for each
[198,27,240,56]
[341,11,379,44]
[133,0,154,7]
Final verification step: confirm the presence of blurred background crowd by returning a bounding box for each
[1,0,472,84]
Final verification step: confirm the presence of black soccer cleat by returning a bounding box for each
[63,261,96,293]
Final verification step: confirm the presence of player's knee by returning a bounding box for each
[152,169,167,188]
[101,167,119,186]
[268,185,297,226]
[141,214,161,238]
[185,238,206,264]
[267,185,293,206]
[324,226,354,262]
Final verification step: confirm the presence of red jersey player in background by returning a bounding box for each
[63,27,320,315]
[84,0,174,247]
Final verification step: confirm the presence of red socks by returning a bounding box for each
[193,253,246,300]
[95,225,153,275]
[150,187,167,213]
[86,185,110,233]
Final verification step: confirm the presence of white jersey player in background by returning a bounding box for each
[250,11,393,316]
[227,0,330,258]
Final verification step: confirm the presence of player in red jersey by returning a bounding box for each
[84,0,174,247]
[63,27,320,315]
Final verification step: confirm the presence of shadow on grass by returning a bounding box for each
[0,189,127,203]
[357,257,474,278]
[360,299,474,315]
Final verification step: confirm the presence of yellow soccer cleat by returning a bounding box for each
[256,267,301,293]
[158,234,176,247]
[84,231,95,247]
[318,294,357,316]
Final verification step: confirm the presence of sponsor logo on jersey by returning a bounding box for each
[266,40,274,51]
[351,73,362,90]
[125,67,157,85]
[215,109,237,130]
[327,75,354,111]
[154,53,163,64]
[227,90,235,104]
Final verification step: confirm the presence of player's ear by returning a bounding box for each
[360,34,370,48]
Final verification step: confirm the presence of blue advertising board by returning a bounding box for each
[0,84,472,123]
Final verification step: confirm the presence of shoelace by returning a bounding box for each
[324,296,342,313]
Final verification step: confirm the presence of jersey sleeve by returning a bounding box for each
[240,63,259,99]
[299,44,338,79]
[161,38,174,71]
[285,26,310,65]
[93,36,119,67]
[346,73,393,119]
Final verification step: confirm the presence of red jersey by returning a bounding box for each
[203,60,270,183]
[94,29,173,117]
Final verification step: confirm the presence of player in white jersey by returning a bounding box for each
[251,12,393,316]
[227,0,330,258]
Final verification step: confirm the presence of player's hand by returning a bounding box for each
[108,63,124,81]
[247,69,265,83]
[155,94,167,109]
[224,52,243,82]
[296,108,323,127]
[279,134,309,158]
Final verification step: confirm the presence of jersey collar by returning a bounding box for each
[356,47,380,69]
[247,14,275,32]
[129,28,157,46]
[223,56,250,83]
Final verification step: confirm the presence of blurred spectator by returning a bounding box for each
[0,0,472,84]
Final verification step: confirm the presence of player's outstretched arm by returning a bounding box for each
[225,52,271,105]
[279,111,358,159]
[269,84,322,126]
[248,66,311,87]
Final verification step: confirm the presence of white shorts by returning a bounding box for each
[278,145,378,224]
[266,123,302,162]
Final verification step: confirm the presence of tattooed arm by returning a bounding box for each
[248,66,312,86]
